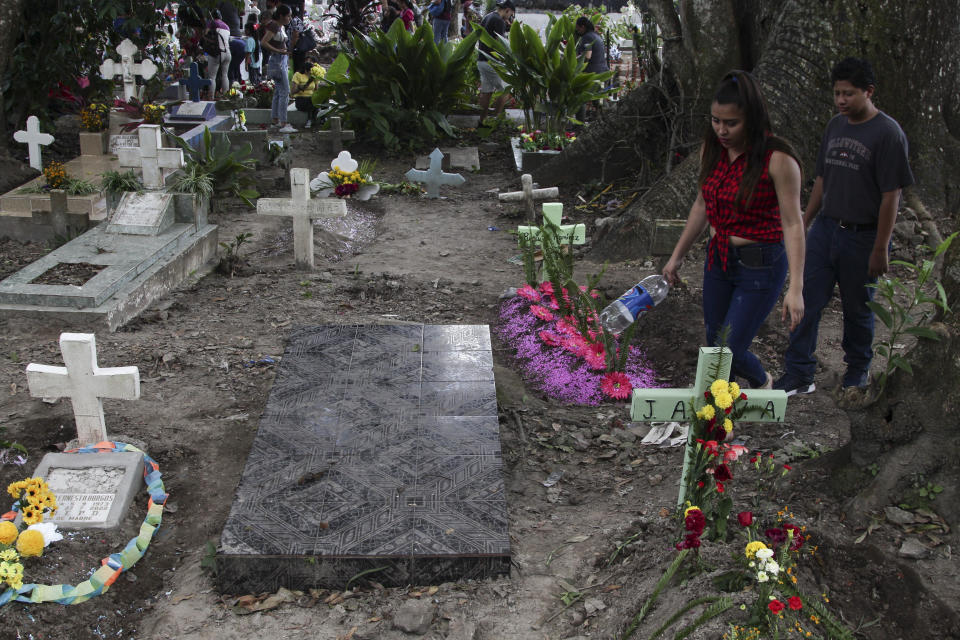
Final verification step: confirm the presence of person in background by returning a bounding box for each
[244,17,262,84]
[574,17,609,120]
[477,0,515,122]
[261,4,297,132]
[663,70,805,390]
[400,0,416,31]
[291,60,323,128]
[428,0,452,43]
[261,0,281,66]
[774,58,914,396]
[205,10,232,97]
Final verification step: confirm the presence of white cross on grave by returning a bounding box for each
[99,38,159,102]
[117,125,184,189]
[517,202,586,247]
[14,116,55,171]
[258,168,347,269]
[25,333,140,447]
[316,117,355,155]
[631,346,788,508]
[499,173,559,223]
[405,148,466,199]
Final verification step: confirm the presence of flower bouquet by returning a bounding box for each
[518,128,577,152]
[310,151,380,200]
[239,79,275,108]
[79,103,111,132]
[217,83,247,131]
[142,103,166,125]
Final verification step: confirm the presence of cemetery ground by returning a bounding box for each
[0,134,957,640]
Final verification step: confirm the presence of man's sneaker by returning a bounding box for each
[841,369,869,389]
[773,373,815,397]
[278,124,298,133]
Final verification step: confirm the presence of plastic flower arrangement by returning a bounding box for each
[0,549,23,591]
[327,167,370,197]
[43,161,68,190]
[518,128,577,152]
[142,103,166,125]
[310,151,379,200]
[309,64,326,80]
[7,477,57,525]
[79,102,111,132]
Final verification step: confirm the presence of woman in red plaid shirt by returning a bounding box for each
[663,70,805,389]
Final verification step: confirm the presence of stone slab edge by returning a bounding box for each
[32,451,144,530]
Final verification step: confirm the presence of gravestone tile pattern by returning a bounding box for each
[217,325,509,593]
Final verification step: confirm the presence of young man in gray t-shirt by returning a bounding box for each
[775,57,914,395]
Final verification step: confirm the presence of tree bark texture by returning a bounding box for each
[0,0,26,149]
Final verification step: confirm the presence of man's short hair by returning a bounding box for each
[496,0,515,11]
[831,57,876,91]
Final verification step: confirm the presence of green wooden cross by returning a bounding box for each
[516,203,586,246]
[630,346,788,508]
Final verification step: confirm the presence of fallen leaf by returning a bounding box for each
[658,507,671,517]
[427,586,439,596]
[172,593,194,604]
[565,534,590,543]
[212,297,226,302]
[602,585,622,592]
[367,616,383,622]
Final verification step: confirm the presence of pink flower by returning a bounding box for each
[543,296,560,311]
[722,443,749,463]
[538,281,554,296]
[600,371,633,399]
[584,342,607,370]
[529,305,554,322]
[517,284,541,302]
[555,319,579,336]
[538,330,561,347]
[562,335,588,355]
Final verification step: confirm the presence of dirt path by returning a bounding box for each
[0,134,957,639]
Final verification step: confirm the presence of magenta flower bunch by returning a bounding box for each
[496,292,660,405]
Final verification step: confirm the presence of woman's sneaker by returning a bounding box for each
[773,373,815,397]
[278,124,298,133]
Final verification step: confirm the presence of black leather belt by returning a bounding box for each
[833,218,877,232]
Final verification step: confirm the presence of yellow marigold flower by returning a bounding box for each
[723,418,733,433]
[0,522,17,545]
[710,379,728,397]
[697,404,715,420]
[745,540,768,559]
[15,529,44,557]
[728,381,740,397]
[714,392,733,409]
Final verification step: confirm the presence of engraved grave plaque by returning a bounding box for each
[105,191,174,235]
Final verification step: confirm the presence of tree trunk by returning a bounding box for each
[0,0,26,150]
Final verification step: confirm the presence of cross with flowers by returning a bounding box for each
[630,346,788,507]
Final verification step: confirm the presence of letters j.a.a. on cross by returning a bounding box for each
[631,347,788,508]
[25,333,140,447]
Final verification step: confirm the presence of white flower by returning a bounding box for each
[26,522,63,547]
[756,571,769,583]
[748,561,755,568]
[755,548,774,560]
[765,561,780,574]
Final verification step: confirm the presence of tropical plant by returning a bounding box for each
[478,16,613,134]
[169,127,258,206]
[100,170,143,195]
[218,232,254,278]
[313,20,481,149]
[324,0,380,47]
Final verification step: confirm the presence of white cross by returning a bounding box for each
[499,174,558,222]
[258,168,347,269]
[26,333,140,446]
[117,125,184,189]
[99,38,159,102]
[405,148,465,199]
[517,203,586,247]
[316,117,355,155]
[13,116,55,171]
[631,346,788,507]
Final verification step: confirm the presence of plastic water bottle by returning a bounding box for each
[599,274,670,335]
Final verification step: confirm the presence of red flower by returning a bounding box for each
[740,392,747,400]
[704,391,710,399]
[697,481,705,488]
[675,533,701,550]
[765,527,787,546]
[788,596,803,611]
[529,305,554,322]
[737,511,753,527]
[768,600,785,615]
[684,509,706,535]
[722,444,749,463]
[538,330,561,347]
[335,183,359,196]
[713,464,733,482]
[600,372,632,400]
[517,284,541,302]
[784,523,805,550]
[716,482,725,493]
[783,464,792,471]
[538,281,554,295]
[584,342,607,370]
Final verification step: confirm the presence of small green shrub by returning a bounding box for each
[170,127,258,206]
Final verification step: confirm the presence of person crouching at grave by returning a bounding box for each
[663,70,805,390]
[477,0,515,123]
[291,61,323,128]
[261,4,297,133]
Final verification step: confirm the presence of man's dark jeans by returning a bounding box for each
[784,216,878,381]
[703,241,787,387]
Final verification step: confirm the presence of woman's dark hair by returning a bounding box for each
[244,17,261,61]
[575,17,594,32]
[274,4,291,18]
[699,69,800,207]
[830,57,876,91]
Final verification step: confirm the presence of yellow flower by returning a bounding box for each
[0,560,24,590]
[0,549,17,562]
[683,505,700,518]
[745,540,768,559]
[714,392,733,409]
[0,522,17,545]
[697,404,715,420]
[710,379,728,397]
[728,382,740,397]
[723,418,733,433]
[16,529,44,557]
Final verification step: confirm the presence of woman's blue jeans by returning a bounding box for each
[702,241,787,387]
[432,18,450,42]
[267,54,290,123]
